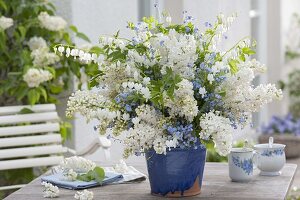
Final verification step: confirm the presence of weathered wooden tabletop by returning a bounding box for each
[4,163,297,200]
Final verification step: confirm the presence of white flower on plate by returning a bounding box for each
[114,159,130,174]
[42,181,59,198]
[27,36,47,51]
[38,12,67,31]
[23,68,53,88]
[0,16,13,30]
[62,169,78,181]
[59,156,96,173]
[74,189,94,200]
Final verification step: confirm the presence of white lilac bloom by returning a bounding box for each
[200,111,233,156]
[23,68,53,88]
[59,156,96,173]
[31,47,60,67]
[74,189,94,200]
[38,12,67,31]
[0,16,13,30]
[27,36,47,51]
[165,79,198,122]
[62,169,78,181]
[42,182,59,198]
[60,14,282,157]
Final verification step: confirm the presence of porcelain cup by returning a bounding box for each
[254,143,286,176]
[228,148,254,182]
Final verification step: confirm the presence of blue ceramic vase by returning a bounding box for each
[145,145,206,197]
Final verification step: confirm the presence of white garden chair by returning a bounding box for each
[0,104,111,190]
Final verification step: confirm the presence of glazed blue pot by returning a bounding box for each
[145,145,206,197]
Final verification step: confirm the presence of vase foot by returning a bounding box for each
[151,177,201,198]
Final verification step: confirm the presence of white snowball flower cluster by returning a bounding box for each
[60,156,96,173]
[42,182,59,198]
[23,68,53,88]
[27,36,47,51]
[0,16,13,30]
[165,79,198,122]
[38,12,67,31]
[74,189,94,200]
[31,47,60,67]
[200,111,233,156]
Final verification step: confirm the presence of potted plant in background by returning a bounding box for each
[0,0,97,198]
[61,12,282,197]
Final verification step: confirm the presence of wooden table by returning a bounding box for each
[4,163,297,200]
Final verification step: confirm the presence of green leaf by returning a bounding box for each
[76,32,91,42]
[27,89,40,105]
[60,121,72,142]
[0,0,7,11]
[241,47,255,55]
[69,25,78,33]
[50,85,63,94]
[228,59,239,74]
[18,108,35,114]
[18,26,27,41]
[76,167,105,183]
[37,87,48,101]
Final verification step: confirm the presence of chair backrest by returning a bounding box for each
[0,104,65,170]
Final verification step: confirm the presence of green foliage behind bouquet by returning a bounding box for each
[0,0,98,105]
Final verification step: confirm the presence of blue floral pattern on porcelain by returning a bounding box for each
[232,156,253,175]
[261,149,284,157]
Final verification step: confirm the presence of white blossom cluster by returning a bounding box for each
[74,189,94,200]
[66,90,107,120]
[200,111,233,156]
[123,105,166,156]
[38,12,67,31]
[27,36,47,51]
[31,47,60,67]
[0,16,13,30]
[27,36,60,67]
[42,182,59,198]
[122,81,151,101]
[62,169,78,181]
[59,156,96,173]
[151,29,197,79]
[23,68,53,88]
[221,59,282,126]
[165,79,198,122]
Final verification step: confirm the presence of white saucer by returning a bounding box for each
[259,171,281,176]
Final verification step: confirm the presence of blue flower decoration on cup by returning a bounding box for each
[232,156,253,175]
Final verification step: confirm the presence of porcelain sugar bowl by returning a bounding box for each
[254,141,286,176]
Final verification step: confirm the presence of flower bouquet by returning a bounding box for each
[61,13,282,197]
